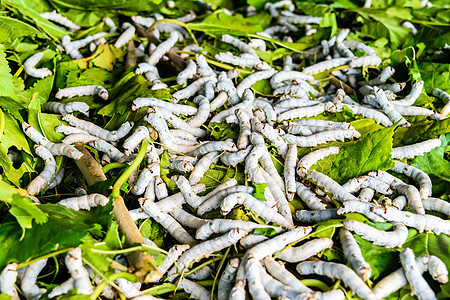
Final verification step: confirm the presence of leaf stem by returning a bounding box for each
[90,272,136,300]
[17,247,74,268]
[102,162,127,174]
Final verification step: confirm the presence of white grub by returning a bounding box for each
[296,182,327,210]
[244,133,266,184]
[340,228,372,281]
[21,259,48,300]
[391,161,432,199]
[211,88,255,123]
[270,71,314,89]
[276,103,328,122]
[188,140,237,157]
[284,144,297,201]
[42,101,89,117]
[432,88,450,117]
[394,81,424,106]
[56,85,108,100]
[371,205,450,235]
[169,208,208,229]
[197,185,254,215]
[144,66,168,90]
[373,87,409,126]
[248,227,312,260]
[177,60,197,86]
[40,10,80,31]
[236,68,276,97]
[201,178,237,202]
[295,208,339,224]
[140,198,197,245]
[0,263,20,300]
[114,22,136,48]
[296,261,376,300]
[343,40,376,56]
[400,248,437,300]
[367,66,395,86]
[189,151,219,185]
[377,82,407,93]
[263,256,312,294]
[44,167,64,191]
[307,170,358,202]
[337,201,386,222]
[428,256,448,284]
[132,164,155,195]
[291,118,353,130]
[220,192,294,228]
[235,109,251,150]
[133,98,197,115]
[172,175,203,208]
[422,197,450,216]
[218,258,240,300]
[302,58,351,75]
[215,72,240,105]
[62,133,99,145]
[168,156,195,173]
[177,278,211,300]
[195,219,281,240]
[347,220,409,248]
[172,76,217,103]
[392,139,441,159]
[27,146,56,196]
[187,95,210,128]
[246,256,271,300]
[57,194,109,211]
[148,31,179,65]
[276,238,333,264]
[123,126,149,156]
[89,139,126,162]
[260,168,292,222]
[23,52,52,79]
[342,175,392,195]
[221,145,253,167]
[65,248,93,294]
[349,55,382,68]
[168,228,248,277]
[297,147,339,178]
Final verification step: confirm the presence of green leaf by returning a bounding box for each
[0,16,45,44]
[209,122,239,140]
[90,44,124,72]
[252,183,268,201]
[419,62,450,94]
[49,0,162,10]
[139,218,166,248]
[412,134,450,182]
[0,45,19,101]
[16,75,55,106]
[327,126,395,183]
[393,118,450,147]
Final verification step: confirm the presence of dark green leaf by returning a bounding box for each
[413,134,450,182]
[252,183,268,201]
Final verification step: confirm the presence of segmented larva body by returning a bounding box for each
[254,121,288,157]
[277,103,328,122]
[244,134,266,184]
[245,256,271,300]
[218,258,240,300]
[132,164,155,195]
[21,258,48,300]
[177,59,197,86]
[254,98,277,124]
[156,244,190,275]
[155,184,205,214]
[197,185,254,215]
[342,175,392,195]
[23,52,52,79]
[63,114,133,141]
[132,97,197,115]
[40,10,81,31]
[394,80,424,106]
[367,66,395,85]
[172,76,217,103]
[344,219,408,248]
[432,88,450,117]
[65,248,93,295]
[343,40,376,56]
[392,138,442,159]
[400,248,437,300]
[337,200,386,222]
[236,69,276,96]
[276,237,334,263]
[340,228,372,281]
[306,170,358,203]
[337,103,393,127]
[186,264,215,281]
[55,85,108,100]
[263,256,312,294]
[211,89,255,122]
[47,278,75,298]
[146,31,179,66]
[62,133,99,145]
[349,55,382,68]
[221,34,258,58]
[302,58,351,75]
[195,219,281,240]
[391,161,432,199]
[279,11,322,24]
[260,168,292,222]
[42,101,89,117]
[195,54,215,77]
[56,125,90,136]
[296,261,376,300]
[58,194,109,211]
[169,208,208,229]
[295,209,339,224]
[270,71,314,89]
[235,109,251,150]
[373,87,409,126]
[89,139,126,162]
[185,95,210,128]
[261,148,286,192]
[114,22,136,48]
[122,126,149,156]
[169,156,195,173]
[188,140,237,157]
[422,197,450,216]
[274,98,323,114]
[297,147,339,178]
[177,278,211,300]
[215,52,264,70]
[140,198,197,245]
[295,182,327,210]
[143,65,168,90]
[221,146,252,168]
[284,144,297,201]
[62,35,83,60]
[428,256,448,284]
[392,104,435,116]
[189,151,219,185]
[358,187,374,202]
[172,175,203,208]
[27,146,56,196]
[220,192,294,228]
[0,263,19,300]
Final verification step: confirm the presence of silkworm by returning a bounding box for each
[270,71,314,89]
[89,139,126,162]
[297,146,339,178]
[253,120,288,157]
[211,88,255,122]
[394,81,424,106]
[276,238,334,263]
[342,40,376,56]
[40,10,80,31]
[340,228,372,281]
[42,101,89,117]
[276,103,328,121]
[279,11,322,24]
[57,194,109,211]
[185,95,210,128]
[391,161,432,199]
[195,219,281,240]
[253,98,277,124]
[244,133,266,184]
[400,248,437,300]
[285,128,360,148]
[368,66,395,85]
[155,184,205,214]
[0,263,19,300]
[69,32,108,50]
[197,185,254,215]
[62,35,83,60]
[122,126,149,156]
[147,31,179,65]
[337,200,386,222]
[235,109,251,150]
[274,98,323,114]
[172,76,217,103]
[62,133,99,144]
[245,256,271,300]
[373,87,409,126]
[172,175,203,208]
[56,125,89,136]
[263,256,312,294]
[21,258,48,299]
[260,148,285,192]
[131,15,155,28]
[221,145,253,166]
[296,261,376,300]
[132,164,155,195]
[218,258,240,300]
[294,209,339,224]
[392,139,441,159]
[189,151,219,184]
[64,115,133,142]
[422,197,450,215]
[343,220,408,248]
[349,55,382,68]
[47,278,74,298]
[342,175,392,195]
[428,256,448,284]
[156,244,190,276]
[260,168,292,222]
[295,182,327,210]
[284,144,297,201]
[177,278,211,300]
[177,59,197,86]
[56,85,108,100]
[392,104,435,116]
[215,52,267,70]
[188,141,237,157]
[103,17,116,33]
[290,118,353,129]
[432,88,450,117]
[302,58,351,75]
[169,156,195,173]
[336,103,393,127]
[23,52,52,78]
[132,97,197,115]
[236,69,276,96]
[27,146,56,196]
[221,34,258,58]
[144,65,167,90]
[169,208,208,229]
[335,41,355,58]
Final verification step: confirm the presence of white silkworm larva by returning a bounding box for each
[132,98,197,115]
[221,34,258,58]
[295,182,327,210]
[0,263,19,300]
[61,133,98,145]
[27,146,56,196]
[169,157,195,173]
[358,187,375,202]
[337,200,386,222]
[343,220,408,248]
[215,52,263,70]
[297,147,339,178]
[284,144,297,201]
[42,101,89,117]
[428,256,448,284]
[132,165,155,195]
[140,198,197,245]
[296,261,376,300]
[177,59,197,86]
[62,114,133,141]
[172,76,216,103]
[220,192,294,228]
[337,103,393,127]
[172,175,203,208]
[392,139,442,159]
[294,209,339,224]
[432,88,450,117]
[154,175,169,200]
[169,208,208,229]
[246,256,271,300]
[61,35,82,60]
[44,167,64,191]
[177,278,211,300]
[147,31,179,65]
[65,248,93,294]
[254,98,277,125]
[391,160,432,199]
[47,278,74,298]
[290,119,353,129]
[340,228,372,281]
[400,248,437,300]
[236,69,276,96]
[196,54,215,77]
[394,81,424,106]
[279,11,322,24]
[260,168,292,222]
[211,89,255,122]
[196,185,253,215]
[158,244,190,275]
[244,134,266,185]
[373,87,409,126]
[56,125,90,136]
[307,170,358,202]
[270,71,314,89]
[186,95,210,128]
[21,259,48,300]
[189,151,219,185]
[201,178,237,202]
[89,139,126,162]
[276,103,329,122]
[392,104,435,116]
[55,85,108,100]
[342,175,392,195]
[422,197,450,215]
[195,219,281,240]
[239,234,269,249]
[188,141,237,157]
[263,256,312,294]
[253,120,289,157]
[220,145,253,166]
[276,238,334,263]
[260,148,285,192]
[349,55,382,68]
[40,10,80,30]
[23,52,52,79]
[218,258,240,300]
[114,22,136,48]
[235,109,251,150]
[123,126,150,156]
[57,194,109,211]
[343,40,376,56]
[152,106,206,137]
[274,99,323,114]
[302,58,351,75]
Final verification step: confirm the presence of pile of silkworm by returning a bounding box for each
[6,1,449,300]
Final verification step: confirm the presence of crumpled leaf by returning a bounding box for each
[90,44,124,71]
[0,45,19,101]
[209,121,239,140]
[412,133,450,182]
[393,118,450,147]
[252,183,268,201]
[0,16,45,44]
